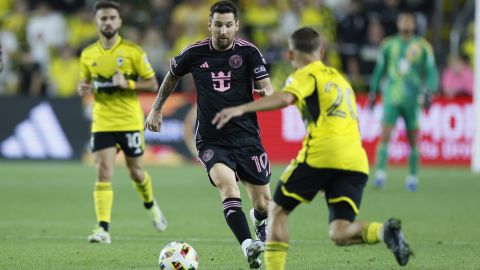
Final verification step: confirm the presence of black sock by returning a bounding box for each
[144,201,154,209]
[253,208,267,222]
[99,221,109,232]
[222,198,252,244]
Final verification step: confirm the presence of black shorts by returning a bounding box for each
[91,131,144,157]
[273,162,368,222]
[197,143,271,186]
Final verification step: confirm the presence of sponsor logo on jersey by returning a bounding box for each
[211,71,231,92]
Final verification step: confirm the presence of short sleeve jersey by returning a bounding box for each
[283,61,369,175]
[80,36,155,132]
[170,38,269,146]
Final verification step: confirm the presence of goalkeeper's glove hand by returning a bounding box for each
[422,89,433,110]
[368,91,376,111]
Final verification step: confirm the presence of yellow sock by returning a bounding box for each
[362,222,384,244]
[133,171,154,203]
[94,182,113,223]
[265,241,288,270]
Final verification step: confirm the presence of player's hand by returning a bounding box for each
[145,110,163,132]
[423,90,433,110]
[367,92,376,111]
[113,70,128,89]
[77,82,93,96]
[253,88,267,97]
[212,106,244,129]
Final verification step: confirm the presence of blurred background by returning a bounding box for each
[0,0,476,167]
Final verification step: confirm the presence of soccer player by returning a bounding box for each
[213,27,412,269]
[77,1,167,244]
[145,1,272,268]
[369,10,439,191]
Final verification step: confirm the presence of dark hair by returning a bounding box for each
[210,1,238,20]
[290,27,322,53]
[94,1,120,13]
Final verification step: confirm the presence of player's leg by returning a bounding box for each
[327,170,411,266]
[265,202,290,270]
[373,104,398,188]
[236,144,272,243]
[209,162,261,268]
[265,161,323,270]
[89,144,117,244]
[244,183,271,242]
[122,131,167,231]
[404,105,420,191]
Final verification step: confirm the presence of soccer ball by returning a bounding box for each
[158,241,199,270]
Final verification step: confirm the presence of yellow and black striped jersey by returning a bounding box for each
[282,61,369,174]
[80,36,155,132]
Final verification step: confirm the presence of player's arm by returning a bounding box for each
[212,92,297,129]
[368,41,388,109]
[77,53,92,96]
[253,77,274,97]
[113,71,159,91]
[145,71,180,132]
[424,42,439,92]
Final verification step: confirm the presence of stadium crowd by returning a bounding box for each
[0,0,474,98]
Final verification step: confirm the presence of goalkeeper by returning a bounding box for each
[369,10,438,191]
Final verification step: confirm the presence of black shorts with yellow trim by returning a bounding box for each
[91,130,145,157]
[273,162,368,222]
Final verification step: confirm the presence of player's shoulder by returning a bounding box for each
[178,38,210,56]
[80,41,100,60]
[380,36,398,48]
[234,38,263,54]
[120,38,145,53]
[415,37,434,50]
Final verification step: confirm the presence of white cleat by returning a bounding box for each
[245,239,264,269]
[87,226,111,244]
[149,199,167,232]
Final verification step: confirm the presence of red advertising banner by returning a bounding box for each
[258,95,474,165]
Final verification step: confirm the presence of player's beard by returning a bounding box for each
[100,28,118,39]
[216,36,232,50]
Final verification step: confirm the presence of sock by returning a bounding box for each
[253,209,267,225]
[362,222,384,244]
[94,182,113,230]
[265,241,289,270]
[376,141,388,171]
[133,171,154,208]
[99,221,109,232]
[408,146,419,176]
[222,198,252,244]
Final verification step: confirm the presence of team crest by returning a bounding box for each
[117,57,124,66]
[229,55,242,69]
[202,149,214,162]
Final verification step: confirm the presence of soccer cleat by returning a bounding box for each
[148,199,168,232]
[373,170,386,189]
[249,208,267,242]
[383,218,412,266]
[87,226,111,244]
[246,240,264,269]
[405,175,418,192]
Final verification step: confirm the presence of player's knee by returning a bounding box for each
[329,230,349,246]
[253,195,271,213]
[217,184,240,198]
[96,161,113,180]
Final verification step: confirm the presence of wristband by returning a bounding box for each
[127,80,136,90]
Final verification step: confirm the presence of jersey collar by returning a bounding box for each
[97,36,123,53]
[209,37,237,52]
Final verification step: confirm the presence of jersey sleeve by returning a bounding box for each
[422,40,439,92]
[369,40,388,93]
[79,51,90,81]
[133,48,155,79]
[170,50,190,78]
[281,71,315,101]
[248,47,269,81]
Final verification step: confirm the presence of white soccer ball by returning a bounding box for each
[158,241,199,270]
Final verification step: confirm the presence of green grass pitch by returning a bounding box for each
[0,162,479,269]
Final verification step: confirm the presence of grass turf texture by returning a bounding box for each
[0,162,479,269]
